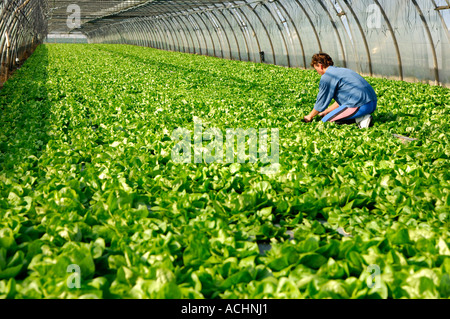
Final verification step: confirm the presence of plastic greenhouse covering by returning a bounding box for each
[1,1,450,86]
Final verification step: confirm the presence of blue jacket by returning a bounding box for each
[314,66,378,112]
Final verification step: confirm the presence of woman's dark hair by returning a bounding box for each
[310,53,334,68]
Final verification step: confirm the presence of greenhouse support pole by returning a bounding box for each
[261,2,290,67]
[276,0,307,68]
[293,0,323,52]
[341,0,373,76]
[432,0,450,42]
[373,0,403,81]
[194,9,218,57]
[199,9,223,58]
[171,2,199,54]
[184,5,209,56]
[159,15,182,52]
[208,9,233,59]
[5,30,10,81]
[231,4,261,63]
[317,0,347,68]
[215,4,243,61]
[164,16,185,52]
[228,3,251,62]
[173,10,197,54]
[247,3,276,65]
[411,0,440,86]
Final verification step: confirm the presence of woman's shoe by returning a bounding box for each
[356,114,373,129]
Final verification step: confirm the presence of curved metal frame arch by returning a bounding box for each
[128,19,147,46]
[151,16,173,50]
[111,23,123,44]
[174,4,204,55]
[112,23,125,45]
[190,6,218,57]
[431,0,450,42]
[372,0,403,81]
[341,0,373,76]
[97,28,106,43]
[181,14,203,54]
[164,14,188,53]
[103,26,112,43]
[205,8,232,59]
[140,17,163,49]
[197,6,224,58]
[0,1,46,78]
[275,0,307,68]
[153,17,172,50]
[149,17,171,50]
[144,18,162,49]
[162,4,197,54]
[139,18,153,47]
[174,11,199,54]
[181,3,209,56]
[246,2,277,64]
[316,0,347,68]
[144,18,159,48]
[136,20,147,46]
[159,12,183,51]
[169,14,193,53]
[1,1,20,69]
[411,0,440,85]
[130,18,143,46]
[325,0,361,72]
[228,4,252,61]
[131,18,148,47]
[2,19,17,67]
[275,1,306,69]
[9,23,21,65]
[261,1,291,67]
[129,18,144,46]
[213,3,243,61]
[117,22,130,44]
[188,10,213,56]
[124,20,136,45]
[158,11,186,53]
[233,1,264,63]
[230,3,262,63]
[1,9,24,72]
[156,14,181,51]
[12,14,28,62]
[293,0,323,52]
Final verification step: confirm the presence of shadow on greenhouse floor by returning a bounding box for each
[0,44,50,170]
[373,111,416,124]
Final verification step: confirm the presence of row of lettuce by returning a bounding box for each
[0,44,449,298]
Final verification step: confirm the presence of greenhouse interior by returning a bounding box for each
[0,0,449,301]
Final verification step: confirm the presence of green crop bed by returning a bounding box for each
[0,44,449,299]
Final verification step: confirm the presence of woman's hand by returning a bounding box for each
[302,109,320,123]
[302,116,312,123]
